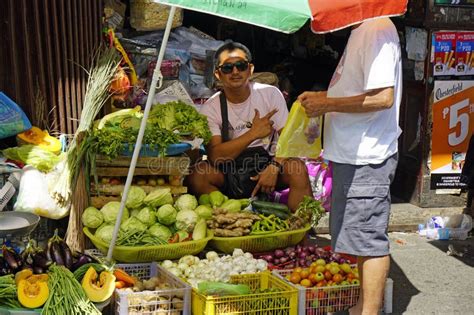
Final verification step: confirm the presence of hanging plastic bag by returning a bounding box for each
[271,157,332,212]
[14,166,69,219]
[275,101,322,158]
[0,92,32,139]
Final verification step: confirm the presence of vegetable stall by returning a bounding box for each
[0,1,408,314]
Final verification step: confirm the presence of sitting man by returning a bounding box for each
[186,41,311,211]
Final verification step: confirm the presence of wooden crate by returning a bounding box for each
[95,155,190,176]
[90,155,191,208]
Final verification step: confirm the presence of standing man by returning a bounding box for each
[298,18,402,315]
[187,41,312,211]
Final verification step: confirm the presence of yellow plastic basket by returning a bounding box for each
[83,227,213,263]
[192,272,298,315]
[209,225,311,254]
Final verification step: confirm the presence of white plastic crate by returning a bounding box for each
[114,262,191,315]
[273,269,393,315]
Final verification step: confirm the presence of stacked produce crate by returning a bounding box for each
[90,154,191,209]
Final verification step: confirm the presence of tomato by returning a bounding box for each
[289,273,301,284]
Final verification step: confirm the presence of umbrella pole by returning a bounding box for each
[106,6,177,261]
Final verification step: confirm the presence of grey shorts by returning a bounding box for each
[330,154,398,257]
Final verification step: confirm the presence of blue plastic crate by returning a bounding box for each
[120,142,192,157]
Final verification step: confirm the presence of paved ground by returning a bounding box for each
[314,232,474,315]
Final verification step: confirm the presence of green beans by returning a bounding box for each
[41,265,101,315]
[116,229,167,246]
[250,214,290,235]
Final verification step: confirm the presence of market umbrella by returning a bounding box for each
[106,0,407,260]
[153,0,407,34]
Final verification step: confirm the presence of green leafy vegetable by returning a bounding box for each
[2,145,62,172]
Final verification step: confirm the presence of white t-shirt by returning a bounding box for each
[200,82,288,154]
[324,18,402,165]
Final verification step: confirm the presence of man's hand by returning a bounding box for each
[297,91,329,117]
[250,164,279,196]
[249,109,278,139]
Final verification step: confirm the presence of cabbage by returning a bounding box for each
[174,194,198,212]
[157,204,177,226]
[124,186,146,209]
[175,210,198,232]
[144,188,173,208]
[148,223,172,241]
[136,207,157,227]
[198,194,210,205]
[81,206,103,229]
[194,205,213,220]
[120,216,147,233]
[130,208,140,217]
[101,201,129,224]
[95,224,117,244]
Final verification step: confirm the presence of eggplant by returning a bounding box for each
[70,254,94,271]
[33,252,50,269]
[32,266,44,274]
[50,242,65,266]
[60,241,73,269]
[2,245,21,271]
[0,257,9,276]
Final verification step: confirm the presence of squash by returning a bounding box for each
[17,277,49,309]
[15,269,33,285]
[26,274,49,284]
[16,126,61,154]
[81,266,116,303]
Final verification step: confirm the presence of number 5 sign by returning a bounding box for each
[431,81,474,189]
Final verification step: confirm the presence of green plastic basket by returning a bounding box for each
[209,225,311,254]
[83,227,213,262]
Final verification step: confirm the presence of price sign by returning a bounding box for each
[431,81,474,189]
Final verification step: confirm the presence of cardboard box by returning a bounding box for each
[433,32,457,76]
[455,32,474,76]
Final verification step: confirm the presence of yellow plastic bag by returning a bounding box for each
[276,101,322,158]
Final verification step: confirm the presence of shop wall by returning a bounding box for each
[393,0,474,207]
[0,0,103,136]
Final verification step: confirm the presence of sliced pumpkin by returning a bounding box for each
[17,278,49,309]
[16,126,61,154]
[26,274,49,284]
[81,266,116,303]
[15,269,33,286]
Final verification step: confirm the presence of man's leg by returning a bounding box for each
[185,161,225,196]
[279,158,312,211]
[350,255,389,315]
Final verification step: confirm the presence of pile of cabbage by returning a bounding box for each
[81,187,209,245]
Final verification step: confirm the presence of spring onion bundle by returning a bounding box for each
[51,48,121,207]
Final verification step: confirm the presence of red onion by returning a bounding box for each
[307,245,316,253]
[298,258,306,266]
[289,251,297,259]
[273,258,280,265]
[261,255,274,262]
[274,249,285,258]
[299,252,307,259]
[279,257,289,264]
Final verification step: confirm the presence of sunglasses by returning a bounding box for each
[217,60,250,74]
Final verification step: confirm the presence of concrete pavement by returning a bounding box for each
[315,232,474,314]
